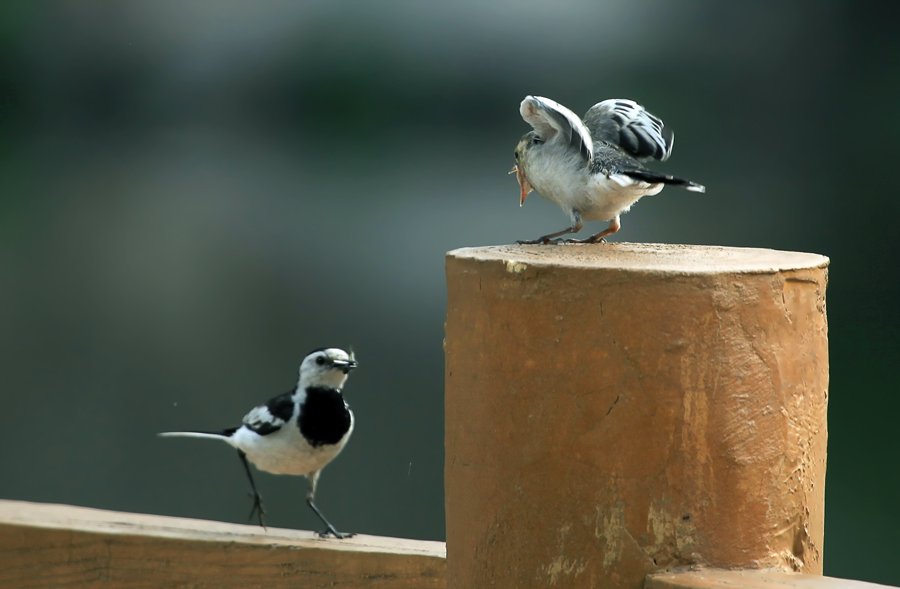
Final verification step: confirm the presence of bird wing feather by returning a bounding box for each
[242,390,295,436]
[520,96,593,162]
[583,99,674,162]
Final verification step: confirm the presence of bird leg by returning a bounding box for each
[306,471,355,539]
[237,450,266,529]
[564,216,620,244]
[517,214,583,245]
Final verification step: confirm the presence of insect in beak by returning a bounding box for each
[512,165,533,206]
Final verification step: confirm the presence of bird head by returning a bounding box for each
[510,133,536,206]
[298,348,358,389]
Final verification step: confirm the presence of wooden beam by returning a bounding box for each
[646,569,896,589]
[0,499,445,588]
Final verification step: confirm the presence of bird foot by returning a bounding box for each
[317,528,356,539]
[557,237,607,245]
[247,491,267,529]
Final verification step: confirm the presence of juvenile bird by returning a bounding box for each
[511,96,706,244]
[160,347,358,538]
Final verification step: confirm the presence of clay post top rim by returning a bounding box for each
[447,243,829,276]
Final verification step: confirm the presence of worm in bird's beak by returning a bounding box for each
[510,165,533,206]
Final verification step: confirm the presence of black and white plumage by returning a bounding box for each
[159,347,358,538]
[511,96,706,244]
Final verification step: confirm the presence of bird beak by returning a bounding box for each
[331,358,359,374]
[512,165,533,206]
[332,359,358,374]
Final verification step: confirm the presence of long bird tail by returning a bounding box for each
[157,428,238,442]
[623,169,706,193]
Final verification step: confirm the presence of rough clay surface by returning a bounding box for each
[456,242,829,274]
[445,243,829,589]
[646,568,894,589]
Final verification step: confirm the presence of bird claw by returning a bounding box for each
[555,237,607,245]
[247,491,267,528]
[317,529,356,539]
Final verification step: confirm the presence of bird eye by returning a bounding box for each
[315,356,326,366]
[514,152,520,161]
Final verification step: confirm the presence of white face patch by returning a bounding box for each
[298,348,355,390]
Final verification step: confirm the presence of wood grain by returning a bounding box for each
[0,499,445,588]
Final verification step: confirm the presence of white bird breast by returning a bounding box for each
[524,139,664,223]
[571,174,663,222]
[230,414,355,476]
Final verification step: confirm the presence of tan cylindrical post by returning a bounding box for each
[445,244,829,589]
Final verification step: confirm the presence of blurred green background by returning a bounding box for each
[1,1,898,585]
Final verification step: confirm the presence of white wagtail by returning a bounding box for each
[510,96,706,244]
[159,347,358,538]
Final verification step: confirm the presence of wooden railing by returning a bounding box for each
[0,499,890,588]
[2,244,897,588]
[0,499,445,588]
